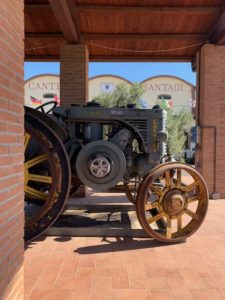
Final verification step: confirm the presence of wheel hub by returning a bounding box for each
[162,190,186,216]
[89,156,111,178]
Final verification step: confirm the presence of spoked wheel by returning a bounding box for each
[24,112,71,243]
[136,162,208,243]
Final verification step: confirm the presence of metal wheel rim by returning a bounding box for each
[89,156,111,178]
[136,162,208,243]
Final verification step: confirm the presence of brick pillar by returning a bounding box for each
[60,44,89,197]
[0,0,24,299]
[60,44,89,106]
[195,44,225,198]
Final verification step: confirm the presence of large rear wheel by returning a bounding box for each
[24,112,71,242]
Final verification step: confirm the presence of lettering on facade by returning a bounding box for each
[144,83,184,93]
[28,82,60,91]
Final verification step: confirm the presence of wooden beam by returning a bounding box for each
[25,32,206,41]
[25,54,192,62]
[77,5,219,15]
[25,55,60,62]
[207,1,225,45]
[25,4,219,15]
[89,55,192,62]
[81,33,206,41]
[48,0,79,44]
[25,33,64,40]
[25,4,50,10]
[216,36,225,45]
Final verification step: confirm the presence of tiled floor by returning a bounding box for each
[25,199,225,300]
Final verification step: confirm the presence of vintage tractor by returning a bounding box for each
[24,101,208,243]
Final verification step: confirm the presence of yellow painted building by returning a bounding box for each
[25,74,60,108]
[141,75,195,113]
[89,75,132,100]
[25,74,195,112]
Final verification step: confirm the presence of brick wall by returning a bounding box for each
[60,44,89,106]
[0,0,24,299]
[196,44,225,198]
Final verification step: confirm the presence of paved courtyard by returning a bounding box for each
[25,198,225,300]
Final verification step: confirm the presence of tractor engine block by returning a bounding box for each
[52,102,168,190]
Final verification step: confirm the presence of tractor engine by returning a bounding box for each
[52,102,168,191]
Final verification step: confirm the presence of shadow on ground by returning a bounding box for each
[74,236,185,254]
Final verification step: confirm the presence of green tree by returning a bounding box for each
[129,82,146,106]
[157,99,195,158]
[92,92,113,108]
[93,82,145,108]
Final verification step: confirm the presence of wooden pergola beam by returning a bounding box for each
[25,55,59,61]
[81,33,206,40]
[89,55,192,62]
[25,33,64,40]
[48,0,79,44]
[76,5,219,15]
[25,4,218,14]
[25,55,192,62]
[25,32,206,41]
[25,4,50,10]
[207,1,225,45]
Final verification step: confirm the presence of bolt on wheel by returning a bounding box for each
[136,162,208,243]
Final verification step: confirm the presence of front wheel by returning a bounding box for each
[136,162,208,243]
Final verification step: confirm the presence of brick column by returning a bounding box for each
[60,44,89,197]
[60,44,89,106]
[0,1,24,299]
[195,44,225,198]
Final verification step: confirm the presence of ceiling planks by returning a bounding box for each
[24,0,224,61]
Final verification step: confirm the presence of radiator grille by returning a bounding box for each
[124,119,148,144]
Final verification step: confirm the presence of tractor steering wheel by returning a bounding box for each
[36,101,57,114]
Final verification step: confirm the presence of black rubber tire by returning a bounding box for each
[25,112,71,243]
[76,140,126,190]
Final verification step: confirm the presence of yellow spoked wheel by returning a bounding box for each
[136,162,208,243]
[24,127,61,227]
[24,134,53,200]
[24,112,71,243]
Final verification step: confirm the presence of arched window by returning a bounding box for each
[158,94,172,100]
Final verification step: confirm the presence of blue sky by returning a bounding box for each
[24,62,196,85]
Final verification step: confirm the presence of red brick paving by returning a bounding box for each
[25,199,225,300]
